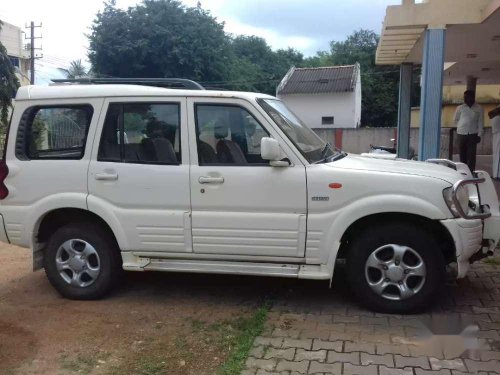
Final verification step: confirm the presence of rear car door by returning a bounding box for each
[87,97,192,254]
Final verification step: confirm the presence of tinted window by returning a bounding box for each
[98,103,181,165]
[24,106,93,159]
[195,105,268,165]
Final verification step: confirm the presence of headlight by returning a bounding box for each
[443,185,470,217]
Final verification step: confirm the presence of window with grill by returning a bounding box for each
[322,116,334,125]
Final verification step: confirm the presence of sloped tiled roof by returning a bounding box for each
[276,64,360,95]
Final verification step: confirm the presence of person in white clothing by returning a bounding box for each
[454,90,484,171]
[489,105,500,179]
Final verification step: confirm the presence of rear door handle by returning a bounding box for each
[95,172,118,181]
[198,176,224,184]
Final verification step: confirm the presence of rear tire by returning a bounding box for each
[44,222,122,300]
[345,221,445,313]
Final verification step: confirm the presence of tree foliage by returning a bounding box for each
[0,20,20,127]
[66,59,88,79]
[304,29,399,127]
[89,0,232,82]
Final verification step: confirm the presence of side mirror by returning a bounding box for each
[261,137,289,167]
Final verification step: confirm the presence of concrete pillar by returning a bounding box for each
[397,63,413,159]
[418,28,446,161]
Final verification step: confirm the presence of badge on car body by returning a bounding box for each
[312,196,329,202]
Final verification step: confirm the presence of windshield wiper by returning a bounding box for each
[314,143,333,164]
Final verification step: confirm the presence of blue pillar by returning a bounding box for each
[397,63,413,159]
[418,28,446,161]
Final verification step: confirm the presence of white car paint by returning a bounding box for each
[1,84,499,284]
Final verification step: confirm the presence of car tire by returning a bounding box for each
[44,222,122,300]
[345,221,445,313]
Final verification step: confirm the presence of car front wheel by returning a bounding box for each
[346,222,445,313]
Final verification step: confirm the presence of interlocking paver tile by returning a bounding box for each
[275,359,309,374]
[250,346,266,358]
[246,357,277,371]
[311,339,343,351]
[479,350,500,361]
[429,358,466,371]
[255,337,284,348]
[394,355,430,369]
[414,369,451,375]
[377,344,411,356]
[463,359,500,373]
[344,342,376,355]
[343,363,378,375]
[360,353,394,367]
[282,338,313,350]
[308,361,342,374]
[327,351,360,365]
[295,349,327,362]
[379,365,414,375]
[264,348,296,361]
[300,329,331,340]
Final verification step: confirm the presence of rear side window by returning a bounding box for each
[98,102,181,165]
[17,105,93,160]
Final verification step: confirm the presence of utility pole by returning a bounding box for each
[25,22,42,84]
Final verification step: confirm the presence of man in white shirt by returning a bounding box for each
[490,105,500,179]
[454,90,484,171]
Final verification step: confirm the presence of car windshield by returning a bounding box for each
[258,98,344,163]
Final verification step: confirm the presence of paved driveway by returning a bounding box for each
[242,257,500,375]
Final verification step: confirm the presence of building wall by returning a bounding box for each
[0,20,30,86]
[278,92,358,129]
[411,84,500,128]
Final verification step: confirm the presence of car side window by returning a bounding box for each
[19,105,93,160]
[195,104,269,165]
[98,102,181,165]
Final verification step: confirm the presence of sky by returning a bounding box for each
[0,0,400,81]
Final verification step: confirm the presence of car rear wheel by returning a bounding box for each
[346,222,445,313]
[44,222,122,300]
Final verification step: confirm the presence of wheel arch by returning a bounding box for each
[33,208,120,270]
[336,212,456,265]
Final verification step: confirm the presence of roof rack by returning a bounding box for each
[51,78,205,90]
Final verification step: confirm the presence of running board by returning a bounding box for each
[144,259,301,278]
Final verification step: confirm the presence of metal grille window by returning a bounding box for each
[23,106,93,159]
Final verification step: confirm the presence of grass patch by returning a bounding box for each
[60,352,107,374]
[218,304,269,375]
[484,257,500,265]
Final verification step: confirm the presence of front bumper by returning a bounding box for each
[440,170,500,278]
[441,218,485,278]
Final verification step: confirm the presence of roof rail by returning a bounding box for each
[51,78,205,90]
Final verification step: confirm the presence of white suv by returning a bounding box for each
[1,80,499,313]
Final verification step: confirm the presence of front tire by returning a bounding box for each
[44,222,122,300]
[346,222,445,313]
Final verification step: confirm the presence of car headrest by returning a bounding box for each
[214,123,228,139]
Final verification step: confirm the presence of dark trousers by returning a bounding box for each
[457,133,478,171]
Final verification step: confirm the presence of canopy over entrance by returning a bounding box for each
[376,0,500,160]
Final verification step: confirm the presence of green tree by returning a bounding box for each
[88,0,231,82]
[66,59,88,79]
[227,36,303,94]
[0,20,20,128]
[304,29,400,127]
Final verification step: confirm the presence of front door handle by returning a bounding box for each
[198,176,224,184]
[95,172,119,181]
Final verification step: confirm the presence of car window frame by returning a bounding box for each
[193,102,271,167]
[16,104,94,161]
[97,101,182,166]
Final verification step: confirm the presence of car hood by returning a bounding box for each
[327,153,463,184]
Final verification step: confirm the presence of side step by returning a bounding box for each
[144,259,300,278]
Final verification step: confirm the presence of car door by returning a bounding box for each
[187,97,307,258]
[88,97,192,253]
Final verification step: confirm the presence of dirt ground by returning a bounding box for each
[0,243,286,375]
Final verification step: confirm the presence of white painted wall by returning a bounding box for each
[0,21,28,59]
